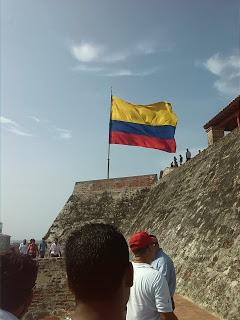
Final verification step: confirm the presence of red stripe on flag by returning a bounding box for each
[110,131,176,153]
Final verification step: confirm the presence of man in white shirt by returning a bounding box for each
[49,238,61,257]
[127,231,178,320]
[19,239,28,255]
[0,251,38,320]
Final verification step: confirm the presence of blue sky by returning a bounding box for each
[1,0,239,240]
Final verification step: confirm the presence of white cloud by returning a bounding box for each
[204,53,240,96]
[73,64,104,72]
[7,126,32,137]
[1,116,72,139]
[70,41,163,77]
[136,41,156,55]
[0,116,32,137]
[106,67,159,77]
[0,116,18,126]
[29,116,41,123]
[107,69,133,77]
[71,42,103,63]
[102,52,129,63]
[70,40,159,66]
[71,42,129,64]
[56,128,72,139]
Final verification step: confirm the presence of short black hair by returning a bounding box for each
[65,223,129,301]
[0,251,38,312]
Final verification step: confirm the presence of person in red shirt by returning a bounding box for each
[27,239,39,258]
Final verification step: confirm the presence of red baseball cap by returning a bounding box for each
[128,231,154,250]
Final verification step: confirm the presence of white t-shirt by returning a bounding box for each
[126,262,172,320]
[50,242,61,256]
[0,309,19,320]
[19,243,28,255]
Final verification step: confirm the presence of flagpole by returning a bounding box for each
[107,87,112,179]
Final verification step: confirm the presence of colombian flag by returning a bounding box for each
[109,96,178,153]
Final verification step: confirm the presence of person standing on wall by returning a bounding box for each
[127,231,178,320]
[19,239,28,255]
[179,155,183,165]
[49,238,61,257]
[27,239,39,259]
[39,238,48,258]
[150,235,176,311]
[186,148,191,161]
[173,157,178,167]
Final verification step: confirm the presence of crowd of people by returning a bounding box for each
[18,238,61,258]
[170,148,192,168]
[0,223,178,320]
[170,148,202,168]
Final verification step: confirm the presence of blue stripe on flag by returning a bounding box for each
[110,120,176,139]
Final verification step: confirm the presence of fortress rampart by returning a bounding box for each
[73,174,158,194]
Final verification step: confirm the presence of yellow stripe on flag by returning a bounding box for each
[111,96,178,126]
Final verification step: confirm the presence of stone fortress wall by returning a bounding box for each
[30,129,240,320]
[44,174,157,245]
[73,174,158,194]
[125,129,240,320]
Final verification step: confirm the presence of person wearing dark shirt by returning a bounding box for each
[179,155,183,165]
[39,238,47,258]
[173,157,178,167]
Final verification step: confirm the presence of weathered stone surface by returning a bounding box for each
[125,128,240,320]
[42,129,240,320]
[26,258,74,320]
[45,174,157,244]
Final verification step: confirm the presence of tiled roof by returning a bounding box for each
[203,96,240,130]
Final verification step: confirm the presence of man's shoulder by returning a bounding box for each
[0,310,19,320]
[160,249,172,260]
[152,249,174,269]
[133,262,160,279]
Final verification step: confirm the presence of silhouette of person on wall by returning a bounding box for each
[179,154,183,165]
[173,157,178,167]
[186,148,191,161]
